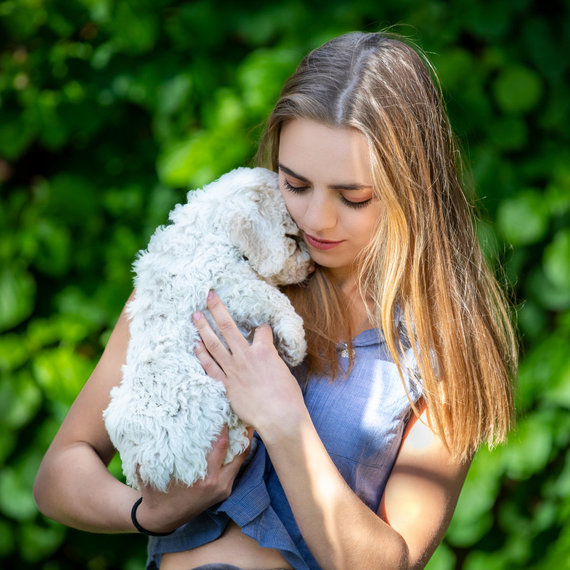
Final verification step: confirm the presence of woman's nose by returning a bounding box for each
[304,189,337,231]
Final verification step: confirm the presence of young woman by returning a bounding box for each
[34,31,517,569]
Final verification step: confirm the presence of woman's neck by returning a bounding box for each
[330,273,372,338]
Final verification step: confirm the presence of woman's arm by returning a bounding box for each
[194,291,471,569]
[34,294,249,535]
[379,405,471,568]
[264,403,470,569]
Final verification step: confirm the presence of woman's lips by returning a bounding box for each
[304,233,344,251]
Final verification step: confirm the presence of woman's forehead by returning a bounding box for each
[278,119,373,185]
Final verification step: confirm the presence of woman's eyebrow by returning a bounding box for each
[329,182,373,190]
[278,163,309,182]
[278,162,372,191]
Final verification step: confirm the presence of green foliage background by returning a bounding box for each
[1,0,569,568]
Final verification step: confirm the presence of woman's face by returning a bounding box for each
[278,119,382,284]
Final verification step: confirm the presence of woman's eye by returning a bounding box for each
[283,179,308,193]
[282,176,372,208]
[340,196,372,209]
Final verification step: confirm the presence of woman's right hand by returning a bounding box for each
[134,426,252,534]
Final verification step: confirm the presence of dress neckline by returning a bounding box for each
[337,328,385,353]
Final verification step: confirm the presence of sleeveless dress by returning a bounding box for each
[147,327,422,569]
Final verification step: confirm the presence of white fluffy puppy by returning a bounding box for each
[103,167,311,492]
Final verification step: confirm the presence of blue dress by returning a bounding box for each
[147,328,422,569]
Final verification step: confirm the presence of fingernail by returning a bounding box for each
[207,290,214,300]
[193,311,202,321]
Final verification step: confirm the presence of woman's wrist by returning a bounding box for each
[131,497,177,536]
[132,495,181,536]
[256,404,312,448]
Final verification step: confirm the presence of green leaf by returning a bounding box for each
[549,448,570,499]
[493,65,544,114]
[517,327,570,408]
[237,47,300,116]
[18,520,66,563]
[46,172,99,227]
[0,110,35,159]
[0,427,17,465]
[205,88,246,129]
[546,183,570,217]
[0,266,36,332]
[496,189,550,246]
[488,115,528,151]
[28,219,72,276]
[543,229,570,292]
[531,477,570,567]
[523,17,567,79]
[26,315,90,350]
[462,548,510,570]
[102,184,144,218]
[32,90,70,150]
[0,0,46,40]
[517,300,548,341]
[156,74,193,116]
[465,1,511,41]
[0,371,42,430]
[123,553,153,570]
[526,268,570,311]
[54,287,110,330]
[0,518,15,557]
[33,347,92,406]
[157,127,251,189]
[503,412,554,480]
[542,358,570,408]
[0,332,29,372]
[0,467,37,521]
[109,1,159,54]
[156,136,198,187]
[504,247,528,286]
[432,48,474,91]
[470,147,517,211]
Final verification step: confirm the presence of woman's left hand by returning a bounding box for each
[192,291,306,435]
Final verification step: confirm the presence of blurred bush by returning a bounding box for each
[0,0,568,568]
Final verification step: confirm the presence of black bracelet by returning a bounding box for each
[131,497,176,537]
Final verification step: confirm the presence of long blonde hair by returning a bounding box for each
[256,31,517,461]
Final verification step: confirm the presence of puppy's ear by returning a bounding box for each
[230,210,289,278]
[229,213,269,271]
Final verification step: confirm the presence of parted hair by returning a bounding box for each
[256,31,517,461]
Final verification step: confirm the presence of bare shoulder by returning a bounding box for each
[380,401,472,568]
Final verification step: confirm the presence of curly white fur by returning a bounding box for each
[103,167,311,491]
